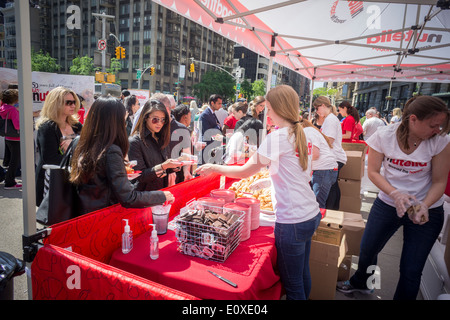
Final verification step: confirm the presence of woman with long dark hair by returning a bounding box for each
[338,101,360,142]
[128,99,182,191]
[69,97,173,215]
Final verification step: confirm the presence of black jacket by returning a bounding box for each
[35,120,83,206]
[77,143,166,215]
[128,128,172,192]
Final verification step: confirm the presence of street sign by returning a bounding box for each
[98,39,107,51]
[137,69,142,80]
[236,83,241,91]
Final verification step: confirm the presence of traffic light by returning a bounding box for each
[120,47,126,59]
[150,67,155,76]
[115,47,121,59]
[190,63,195,73]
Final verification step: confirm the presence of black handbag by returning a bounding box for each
[0,112,20,138]
[36,137,80,226]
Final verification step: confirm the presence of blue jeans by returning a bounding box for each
[311,169,338,208]
[274,213,321,300]
[350,197,444,300]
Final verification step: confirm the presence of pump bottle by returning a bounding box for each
[150,224,159,260]
[122,219,133,254]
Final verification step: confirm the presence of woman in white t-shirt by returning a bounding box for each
[313,96,347,210]
[196,85,321,300]
[337,96,450,300]
[301,118,338,208]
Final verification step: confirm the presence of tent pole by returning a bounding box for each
[16,0,36,300]
[262,36,276,141]
[309,79,315,121]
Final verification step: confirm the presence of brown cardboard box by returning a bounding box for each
[342,142,368,153]
[339,150,365,180]
[338,178,361,198]
[310,234,348,300]
[338,255,352,281]
[312,210,344,245]
[342,212,366,256]
[339,195,362,213]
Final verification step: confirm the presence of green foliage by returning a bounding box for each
[31,49,60,72]
[70,55,97,75]
[312,87,338,99]
[240,79,253,100]
[193,70,235,101]
[106,58,122,84]
[252,80,266,97]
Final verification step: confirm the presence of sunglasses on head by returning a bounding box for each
[149,117,166,124]
[65,100,76,106]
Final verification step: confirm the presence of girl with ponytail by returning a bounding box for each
[195,85,321,300]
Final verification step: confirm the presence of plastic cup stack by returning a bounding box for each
[210,189,236,204]
[223,202,251,242]
[197,197,225,213]
[235,197,260,231]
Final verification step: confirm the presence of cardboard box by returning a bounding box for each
[338,255,352,281]
[339,150,365,180]
[338,178,361,198]
[339,195,362,214]
[309,234,348,300]
[342,212,366,256]
[445,220,450,278]
[342,142,368,153]
[312,210,344,245]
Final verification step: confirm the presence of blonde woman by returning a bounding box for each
[390,107,402,124]
[196,85,321,300]
[313,96,347,210]
[35,86,82,206]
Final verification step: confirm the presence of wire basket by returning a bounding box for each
[174,200,245,263]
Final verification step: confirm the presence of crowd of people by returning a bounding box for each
[1,83,449,301]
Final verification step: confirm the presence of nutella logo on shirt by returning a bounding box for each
[295,142,312,158]
[385,157,427,175]
[385,158,427,167]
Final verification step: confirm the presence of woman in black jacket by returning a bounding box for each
[128,99,182,191]
[69,97,173,216]
[35,87,83,206]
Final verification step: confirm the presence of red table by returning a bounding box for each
[109,225,282,300]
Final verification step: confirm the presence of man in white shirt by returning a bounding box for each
[362,108,385,140]
[215,105,228,127]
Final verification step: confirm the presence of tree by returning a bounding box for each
[31,49,60,73]
[240,79,253,100]
[252,80,266,97]
[106,58,122,84]
[193,70,235,102]
[70,55,97,75]
[312,87,338,100]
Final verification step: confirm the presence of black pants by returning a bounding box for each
[325,161,345,210]
[4,140,20,187]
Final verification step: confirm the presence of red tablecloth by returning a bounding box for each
[109,225,282,300]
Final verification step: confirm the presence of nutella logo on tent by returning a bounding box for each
[367,29,443,45]
[201,0,245,32]
[330,0,364,24]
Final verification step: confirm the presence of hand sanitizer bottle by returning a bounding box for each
[122,219,133,254]
[150,224,159,260]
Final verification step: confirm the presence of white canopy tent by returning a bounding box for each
[154,0,450,85]
[14,0,449,298]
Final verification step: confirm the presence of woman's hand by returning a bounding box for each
[60,139,72,153]
[195,164,217,176]
[389,189,416,218]
[408,202,429,225]
[163,191,175,204]
[161,159,182,170]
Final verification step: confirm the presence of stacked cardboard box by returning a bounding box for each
[309,210,366,299]
[338,143,368,214]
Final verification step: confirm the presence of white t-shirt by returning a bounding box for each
[257,127,320,224]
[367,123,450,209]
[215,108,228,127]
[362,116,385,141]
[320,113,347,164]
[303,126,338,171]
